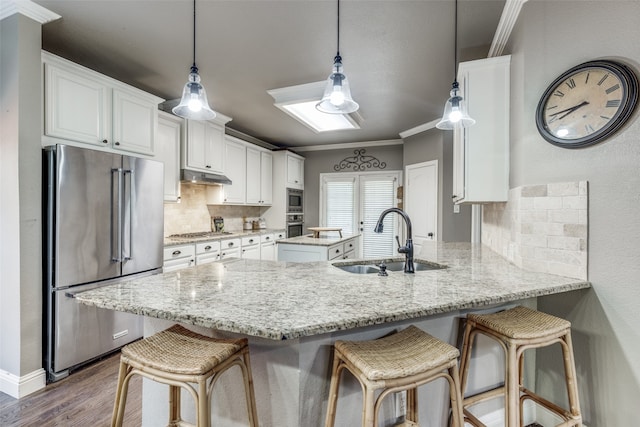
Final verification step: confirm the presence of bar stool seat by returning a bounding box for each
[111,324,258,427]
[459,306,582,427]
[324,325,465,427]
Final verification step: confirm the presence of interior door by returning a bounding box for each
[405,161,438,255]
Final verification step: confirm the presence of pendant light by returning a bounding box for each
[172,0,216,121]
[436,0,475,130]
[316,0,359,114]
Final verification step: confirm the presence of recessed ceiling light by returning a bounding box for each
[268,82,361,133]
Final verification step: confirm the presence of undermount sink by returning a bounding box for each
[333,260,445,274]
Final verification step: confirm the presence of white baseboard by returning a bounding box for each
[0,367,46,398]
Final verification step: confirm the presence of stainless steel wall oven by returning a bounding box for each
[286,187,303,214]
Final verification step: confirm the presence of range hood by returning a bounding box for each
[180,169,232,185]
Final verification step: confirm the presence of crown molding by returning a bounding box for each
[293,139,403,153]
[399,119,441,139]
[1,0,60,24]
[488,0,528,58]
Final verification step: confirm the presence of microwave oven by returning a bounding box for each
[287,188,303,213]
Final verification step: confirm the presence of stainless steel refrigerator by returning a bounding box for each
[43,144,164,382]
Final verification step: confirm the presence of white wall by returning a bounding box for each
[505,2,640,425]
[0,13,45,392]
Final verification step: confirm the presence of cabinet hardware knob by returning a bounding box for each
[115,141,120,145]
[265,237,270,240]
[228,242,234,246]
[172,250,181,255]
[249,239,254,243]
[206,165,211,169]
[452,195,456,199]
[102,139,108,144]
[204,245,212,250]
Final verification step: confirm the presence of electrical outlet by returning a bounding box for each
[395,390,407,418]
[453,204,460,213]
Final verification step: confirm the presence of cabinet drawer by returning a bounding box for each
[275,230,287,240]
[195,240,221,254]
[163,244,195,261]
[220,238,241,250]
[260,233,275,243]
[328,243,344,260]
[196,251,220,265]
[344,239,356,254]
[241,235,260,247]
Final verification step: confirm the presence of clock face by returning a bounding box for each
[536,60,638,148]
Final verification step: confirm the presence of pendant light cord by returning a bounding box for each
[336,0,341,58]
[192,0,197,70]
[453,0,458,81]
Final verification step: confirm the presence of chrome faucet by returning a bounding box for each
[373,207,414,273]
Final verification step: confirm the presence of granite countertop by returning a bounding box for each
[164,228,286,246]
[277,233,360,247]
[73,242,590,340]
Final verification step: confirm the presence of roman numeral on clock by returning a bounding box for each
[606,99,621,108]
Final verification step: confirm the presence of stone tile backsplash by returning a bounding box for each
[481,181,588,280]
[164,183,268,236]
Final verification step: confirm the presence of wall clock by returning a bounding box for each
[535,60,638,148]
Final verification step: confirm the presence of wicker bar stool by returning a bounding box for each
[111,324,258,427]
[459,306,582,427]
[324,325,465,427]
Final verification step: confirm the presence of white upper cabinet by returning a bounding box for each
[42,51,163,156]
[156,112,182,202]
[221,136,247,204]
[286,152,304,189]
[183,118,229,175]
[453,55,511,204]
[246,146,273,205]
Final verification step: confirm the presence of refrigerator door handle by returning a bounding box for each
[111,168,123,262]
[123,169,134,261]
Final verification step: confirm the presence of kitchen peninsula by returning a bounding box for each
[74,242,589,426]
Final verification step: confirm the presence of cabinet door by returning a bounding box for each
[112,89,157,155]
[156,114,181,202]
[260,242,276,261]
[185,120,208,171]
[205,121,225,174]
[223,138,246,204]
[242,245,261,260]
[44,63,110,146]
[246,146,261,204]
[261,151,273,205]
[286,155,304,189]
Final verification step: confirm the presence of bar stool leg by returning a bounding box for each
[406,387,418,424]
[324,351,343,427]
[168,385,181,426]
[111,360,129,427]
[506,342,519,427]
[240,350,259,427]
[562,332,582,423]
[449,364,465,427]
[362,385,375,427]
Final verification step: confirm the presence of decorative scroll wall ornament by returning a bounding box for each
[334,149,387,171]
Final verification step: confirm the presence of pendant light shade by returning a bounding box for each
[172,0,216,121]
[436,0,475,130]
[436,81,475,129]
[316,0,359,114]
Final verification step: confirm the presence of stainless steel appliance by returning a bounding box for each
[286,214,304,238]
[286,187,303,214]
[43,144,164,382]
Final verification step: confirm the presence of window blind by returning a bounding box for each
[361,178,396,258]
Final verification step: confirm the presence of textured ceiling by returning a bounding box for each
[34,0,506,148]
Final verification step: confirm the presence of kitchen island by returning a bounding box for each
[277,233,360,261]
[74,242,590,426]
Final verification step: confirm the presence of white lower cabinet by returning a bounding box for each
[260,233,276,261]
[163,244,195,272]
[220,238,241,259]
[195,241,221,265]
[241,235,261,260]
[277,237,359,262]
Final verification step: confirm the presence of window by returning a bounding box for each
[320,171,401,258]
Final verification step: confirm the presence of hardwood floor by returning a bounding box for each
[0,352,141,427]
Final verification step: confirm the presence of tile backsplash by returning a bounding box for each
[481,181,588,280]
[164,183,268,236]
